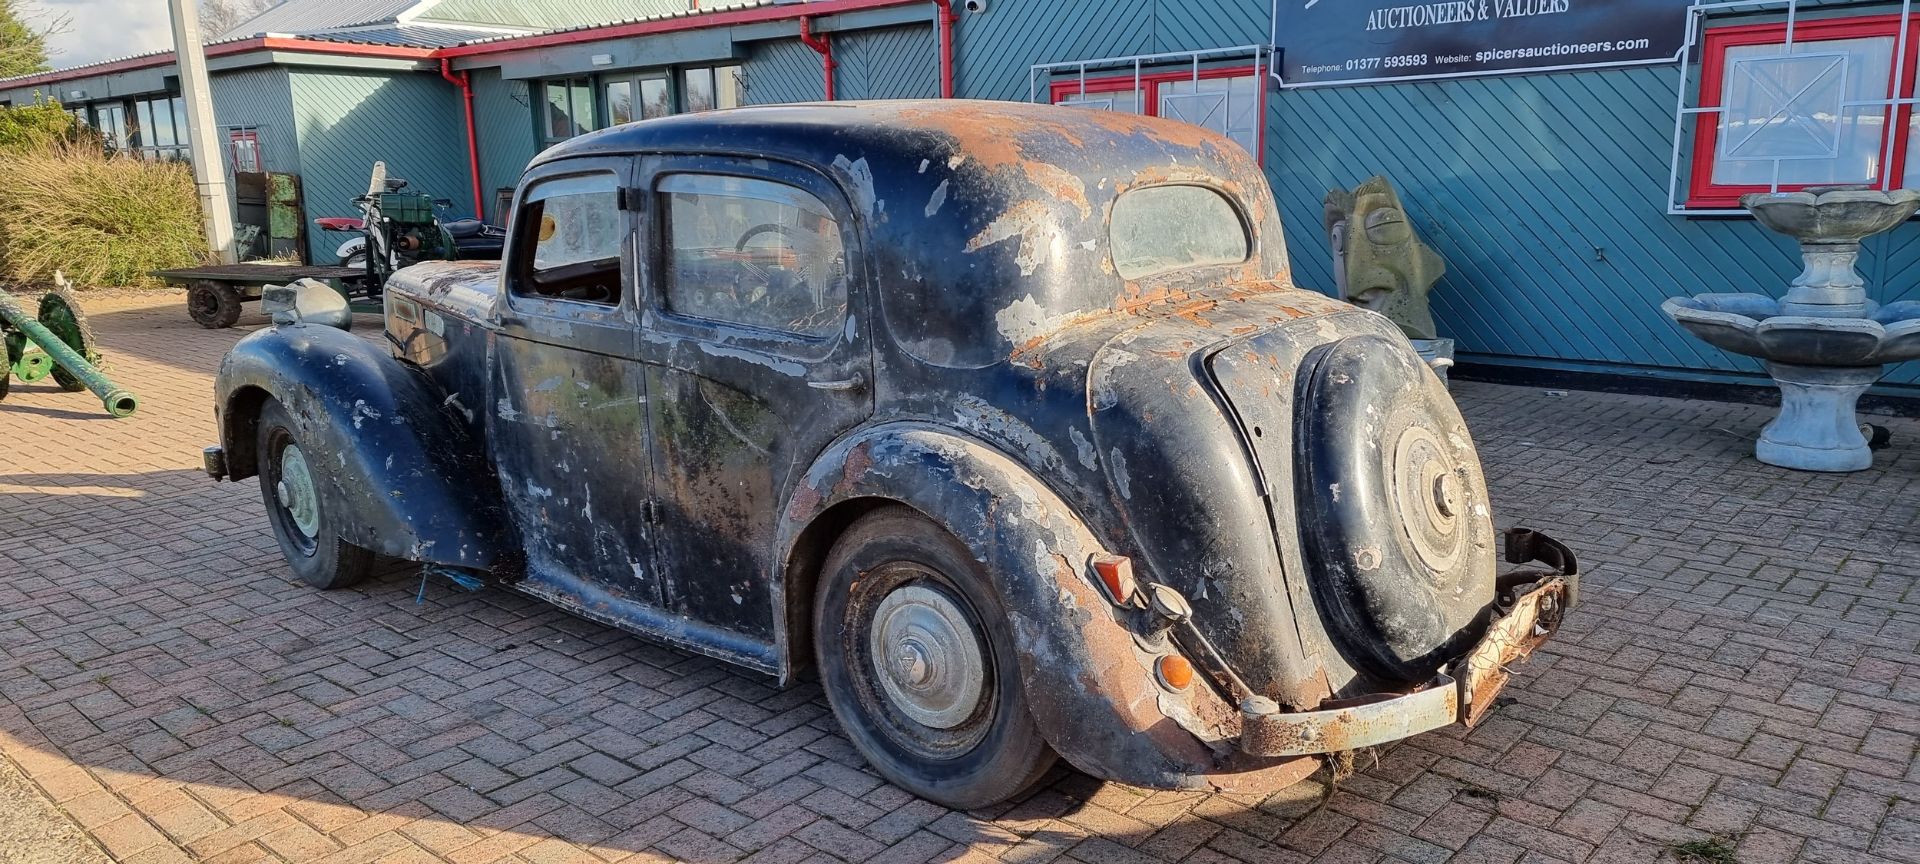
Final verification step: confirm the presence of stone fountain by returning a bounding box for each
[1663,186,1920,472]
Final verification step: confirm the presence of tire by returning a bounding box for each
[255,399,375,590]
[814,505,1056,809]
[188,281,242,329]
[343,252,369,271]
[1295,334,1495,682]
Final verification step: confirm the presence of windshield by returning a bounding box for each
[1109,185,1249,279]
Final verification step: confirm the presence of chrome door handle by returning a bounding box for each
[807,373,865,392]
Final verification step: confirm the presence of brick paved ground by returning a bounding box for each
[1,292,1916,864]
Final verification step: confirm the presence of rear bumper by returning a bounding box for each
[1233,528,1578,757]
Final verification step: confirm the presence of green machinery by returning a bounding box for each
[0,286,138,418]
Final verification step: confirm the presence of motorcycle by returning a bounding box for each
[314,162,505,288]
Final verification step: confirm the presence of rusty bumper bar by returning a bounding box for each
[1237,529,1578,757]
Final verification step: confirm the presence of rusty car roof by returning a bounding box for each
[540,100,1292,368]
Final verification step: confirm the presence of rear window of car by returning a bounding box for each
[1109,185,1249,279]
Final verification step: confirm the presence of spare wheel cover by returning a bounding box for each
[1294,334,1496,682]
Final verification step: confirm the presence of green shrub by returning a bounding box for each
[0,98,73,153]
[0,142,210,287]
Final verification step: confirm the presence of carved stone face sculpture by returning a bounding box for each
[1325,177,1445,340]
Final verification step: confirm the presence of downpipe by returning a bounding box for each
[799,17,836,101]
[439,58,485,219]
[931,0,956,98]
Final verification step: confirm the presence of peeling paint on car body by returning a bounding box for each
[211,101,1575,802]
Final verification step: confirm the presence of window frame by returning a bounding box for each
[129,95,189,162]
[1688,14,1920,208]
[1108,182,1254,280]
[225,127,263,174]
[539,78,597,146]
[604,70,673,127]
[639,154,859,362]
[1046,64,1266,163]
[505,168,630,311]
[680,64,745,114]
[92,102,128,151]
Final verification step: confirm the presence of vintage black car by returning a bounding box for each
[204,100,1578,808]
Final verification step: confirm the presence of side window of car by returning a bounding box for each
[658,173,847,338]
[511,172,623,305]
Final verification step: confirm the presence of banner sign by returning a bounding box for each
[1277,0,1689,87]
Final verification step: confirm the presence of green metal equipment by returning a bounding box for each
[0,287,138,417]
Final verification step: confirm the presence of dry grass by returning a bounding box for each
[0,143,209,287]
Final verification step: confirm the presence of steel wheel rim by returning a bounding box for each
[276,443,321,550]
[846,564,997,760]
[868,584,985,730]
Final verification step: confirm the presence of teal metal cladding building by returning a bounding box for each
[444,0,1920,397]
[6,0,1912,396]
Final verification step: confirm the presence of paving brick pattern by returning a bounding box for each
[1,292,1916,863]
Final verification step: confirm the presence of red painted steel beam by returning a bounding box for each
[435,0,919,58]
[1,37,434,90]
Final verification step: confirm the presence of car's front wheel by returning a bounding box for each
[256,399,374,590]
[814,505,1056,809]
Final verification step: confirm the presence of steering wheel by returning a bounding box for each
[735,222,804,253]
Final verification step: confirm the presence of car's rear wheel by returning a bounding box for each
[814,505,1055,809]
[256,399,374,589]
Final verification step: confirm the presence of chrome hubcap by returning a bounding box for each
[869,585,984,730]
[277,444,320,539]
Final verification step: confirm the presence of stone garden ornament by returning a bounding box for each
[1663,186,1920,472]
[1326,177,1454,378]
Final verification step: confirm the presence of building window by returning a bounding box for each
[93,103,128,152]
[683,65,743,113]
[542,78,596,144]
[1049,67,1262,154]
[1689,15,1918,208]
[545,65,741,140]
[226,127,263,173]
[130,96,189,162]
[605,73,671,126]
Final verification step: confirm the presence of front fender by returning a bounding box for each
[779,423,1315,792]
[215,323,509,570]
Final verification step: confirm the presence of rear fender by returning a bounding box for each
[215,323,509,570]
[778,423,1311,792]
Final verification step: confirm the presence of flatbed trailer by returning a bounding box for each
[152,263,373,329]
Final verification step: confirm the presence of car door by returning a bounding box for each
[634,155,873,674]
[490,159,668,614]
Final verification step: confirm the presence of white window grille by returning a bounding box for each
[1669,0,1920,214]
[1029,45,1268,159]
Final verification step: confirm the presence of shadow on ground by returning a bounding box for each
[0,467,1554,864]
[1,292,1915,863]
